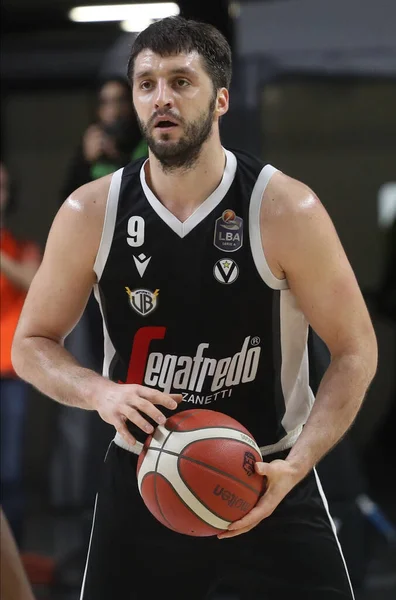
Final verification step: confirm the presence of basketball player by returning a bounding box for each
[12,17,377,600]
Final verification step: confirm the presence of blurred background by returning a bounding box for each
[1,1,395,598]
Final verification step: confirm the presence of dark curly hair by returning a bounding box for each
[127,16,232,92]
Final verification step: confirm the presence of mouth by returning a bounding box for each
[153,117,179,131]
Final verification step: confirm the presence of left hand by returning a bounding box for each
[102,134,121,160]
[217,459,302,539]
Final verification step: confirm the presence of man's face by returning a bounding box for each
[132,50,226,169]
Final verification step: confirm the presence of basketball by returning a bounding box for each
[223,209,236,222]
[136,409,265,536]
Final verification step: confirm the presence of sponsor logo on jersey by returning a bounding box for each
[214,209,243,252]
[242,452,256,477]
[213,258,239,284]
[143,335,261,394]
[123,328,262,406]
[125,287,159,316]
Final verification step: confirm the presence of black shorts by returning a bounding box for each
[80,442,354,600]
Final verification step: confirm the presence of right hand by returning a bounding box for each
[82,124,106,163]
[95,383,183,446]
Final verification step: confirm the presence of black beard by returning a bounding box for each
[138,95,217,173]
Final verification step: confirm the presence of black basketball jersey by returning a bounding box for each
[93,148,314,452]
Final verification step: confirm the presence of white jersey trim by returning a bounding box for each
[79,493,98,600]
[280,290,315,433]
[249,164,289,290]
[113,424,302,457]
[93,167,124,281]
[140,148,237,238]
[93,284,116,378]
[314,469,356,599]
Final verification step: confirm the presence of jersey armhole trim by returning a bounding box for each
[249,164,289,290]
[93,167,123,281]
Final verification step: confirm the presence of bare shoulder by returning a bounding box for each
[41,173,114,275]
[62,173,113,225]
[261,171,321,222]
[54,174,113,250]
[260,171,335,278]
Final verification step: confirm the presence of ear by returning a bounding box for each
[216,88,229,117]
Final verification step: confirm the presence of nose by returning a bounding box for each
[154,80,173,111]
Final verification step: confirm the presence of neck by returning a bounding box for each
[144,136,226,222]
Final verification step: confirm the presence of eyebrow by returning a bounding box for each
[134,66,197,80]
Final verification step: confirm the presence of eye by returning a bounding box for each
[140,81,153,90]
[175,79,190,88]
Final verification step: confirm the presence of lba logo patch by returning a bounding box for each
[125,287,159,316]
[213,259,239,284]
[214,209,243,252]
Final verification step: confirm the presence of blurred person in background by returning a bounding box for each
[61,75,147,199]
[59,75,147,376]
[0,161,41,546]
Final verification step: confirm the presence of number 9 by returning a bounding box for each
[127,216,145,247]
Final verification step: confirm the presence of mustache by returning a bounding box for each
[146,110,183,129]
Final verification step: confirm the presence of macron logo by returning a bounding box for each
[133,253,151,277]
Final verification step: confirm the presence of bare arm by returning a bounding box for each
[12,178,108,410]
[12,176,181,446]
[0,508,35,600]
[220,173,377,538]
[268,177,377,479]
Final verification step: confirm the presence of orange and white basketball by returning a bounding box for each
[137,409,265,536]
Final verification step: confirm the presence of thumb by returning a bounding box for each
[255,461,270,476]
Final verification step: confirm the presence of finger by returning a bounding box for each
[122,406,156,434]
[128,398,168,427]
[255,461,271,476]
[227,504,267,531]
[170,394,183,404]
[228,487,280,532]
[218,524,256,539]
[116,418,137,446]
[137,386,179,409]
